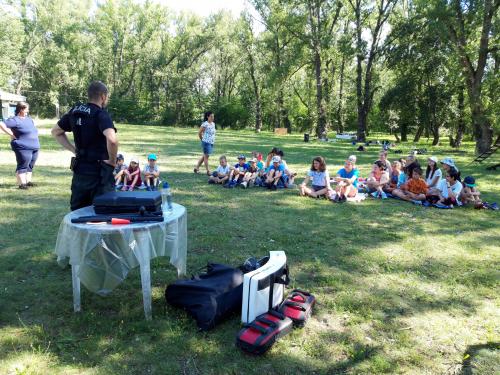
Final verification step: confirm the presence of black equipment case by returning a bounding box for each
[165,263,244,331]
[93,191,162,214]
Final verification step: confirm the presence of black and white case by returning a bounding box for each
[241,251,289,324]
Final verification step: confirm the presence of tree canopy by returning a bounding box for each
[1,0,498,152]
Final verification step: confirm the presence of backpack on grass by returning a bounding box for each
[165,263,244,331]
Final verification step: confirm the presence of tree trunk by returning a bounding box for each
[247,49,262,132]
[453,86,466,147]
[336,55,345,133]
[255,92,263,133]
[355,5,365,142]
[400,123,408,142]
[414,124,424,142]
[448,0,495,154]
[314,48,327,138]
[470,89,493,154]
[432,125,440,145]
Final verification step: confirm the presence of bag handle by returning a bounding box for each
[284,301,307,311]
[274,264,290,285]
[256,317,277,328]
[244,322,270,334]
[292,289,310,296]
[267,309,286,320]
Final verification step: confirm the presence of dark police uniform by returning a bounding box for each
[58,103,116,211]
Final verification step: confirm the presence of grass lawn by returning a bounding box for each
[0,121,499,374]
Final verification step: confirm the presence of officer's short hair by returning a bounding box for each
[87,81,108,100]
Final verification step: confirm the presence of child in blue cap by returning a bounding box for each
[144,153,160,191]
[460,176,482,207]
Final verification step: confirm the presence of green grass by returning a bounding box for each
[0,122,499,374]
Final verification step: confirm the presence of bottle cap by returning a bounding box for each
[163,181,170,189]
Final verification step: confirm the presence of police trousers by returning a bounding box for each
[70,162,115,211]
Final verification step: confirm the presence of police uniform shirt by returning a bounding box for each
[57,103,115,162]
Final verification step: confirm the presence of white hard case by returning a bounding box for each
[241,251,287,323]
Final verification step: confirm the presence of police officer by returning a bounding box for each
[52,81,118,211]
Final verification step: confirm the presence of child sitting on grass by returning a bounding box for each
[209,155,230,185]
[251,151,264,170]
[331,155,358,202]
[460,176,482,207]
[143,153,160,191]
[276,149,296,187]
[265,155,286,190]
[384,160,402,194]
[225,155,249,188]
[241,158,261,188]
[114,154,128,189]
[299,156,332,198]
[434,168,462,208]
[122,157,141,191]
[425,156,442,189]
[367,160,390,199]
[392,167,428,203]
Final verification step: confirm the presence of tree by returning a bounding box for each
[238,13,264,132]
[348,0,398,141]
[434,0,499,154]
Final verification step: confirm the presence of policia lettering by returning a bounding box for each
[52,81,118,211]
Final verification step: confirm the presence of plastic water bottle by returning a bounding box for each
[161,181,173,213]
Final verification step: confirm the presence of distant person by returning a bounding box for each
[398,152,420,188]
[0,101,40,189]
[122,157,141,191]
[377,150,392,174]
[226,155,249,188]
[241,158,260,188]
[460,176,482,207]
[265,155,286,190]
[440,157,460,180]
[367,160,390,199]
[113,154,128,189]
[52,81,118,210]
[209,155,230,185]
[194,111,216,176]
[425,156,442,189]
[392,167,428,203]
[143,153,160,191]
[332,155,358,202]
[276,149,296,187]
[435,168,462,207]
[299,156,331,198]
[264,147,280,169]
[384,160,402,194]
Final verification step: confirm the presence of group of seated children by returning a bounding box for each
[299,150,483,209]
[208,148,296,190]
[113,153,161,191]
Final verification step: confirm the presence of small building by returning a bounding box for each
[0,90,26,120]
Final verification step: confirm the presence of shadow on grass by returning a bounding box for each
[461,342,500,375]
[0,127,499,374]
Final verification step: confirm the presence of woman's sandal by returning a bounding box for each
[193,168,199,174]
[206,170,211,176]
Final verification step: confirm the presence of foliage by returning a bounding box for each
[0,0,497,148]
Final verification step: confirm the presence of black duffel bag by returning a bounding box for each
[165,263,244,331]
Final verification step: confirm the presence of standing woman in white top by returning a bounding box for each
[194,111,216,175]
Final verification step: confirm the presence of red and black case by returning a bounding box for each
[236,310,293,355]
[278,289,316,327]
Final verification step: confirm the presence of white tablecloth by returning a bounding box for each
[55,203,187,296]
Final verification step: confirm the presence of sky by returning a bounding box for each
[158,0,248,17]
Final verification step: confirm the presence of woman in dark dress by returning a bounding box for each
[0,101,40,189]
